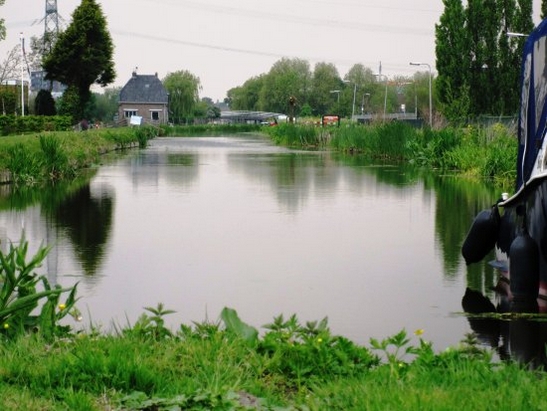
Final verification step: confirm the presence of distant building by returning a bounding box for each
[118,72,169,126]
[30,70,66,97]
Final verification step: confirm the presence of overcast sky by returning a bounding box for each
[2,0,545,101]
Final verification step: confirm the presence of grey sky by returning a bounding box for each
[2,0,544,101]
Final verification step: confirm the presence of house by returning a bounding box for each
[118,71,169,125]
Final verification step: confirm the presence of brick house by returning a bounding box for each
[118,72,169,125]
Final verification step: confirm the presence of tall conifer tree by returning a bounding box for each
[435,0,470,121]
[42,0,115,121]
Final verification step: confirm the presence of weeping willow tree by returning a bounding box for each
[163,70,201,124]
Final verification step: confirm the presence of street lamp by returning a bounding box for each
[361,93,370,114]
[20,32,25,117]
[344,80,357,121]
[410,62,432,127]
[375,74,388,120]
[330,89,341,104]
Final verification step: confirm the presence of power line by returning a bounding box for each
[137,0,434,37]
[113,29,418,74]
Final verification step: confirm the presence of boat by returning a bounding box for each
[462,18,547,313]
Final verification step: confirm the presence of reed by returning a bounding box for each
[4,143,41,184]
[39,134,73,179]
[0,127,154,184]
[266,121,518,188]
[263,123,323,147]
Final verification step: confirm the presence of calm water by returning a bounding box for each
[0,134,503,351]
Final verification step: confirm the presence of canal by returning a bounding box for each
[0,134,503,352]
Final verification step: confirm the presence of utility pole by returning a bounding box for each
[43,0,59,90]
[20,33,25,116]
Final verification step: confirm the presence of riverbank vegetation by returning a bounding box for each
[264,121,517,190]
[0,120,518,190]
[1,242,546,410]
[0,126,158,185]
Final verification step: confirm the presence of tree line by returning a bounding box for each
[226,60,432,121]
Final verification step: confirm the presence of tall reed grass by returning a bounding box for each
[266,121,518,188]
[0,127,156,185]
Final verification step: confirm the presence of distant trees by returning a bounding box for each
[343,64,380,117]
[227,58,396,118]
[42,0,115,122]
[435,0,533,121]
[87,88,120,123]
[259,58,311,114]
[227,75,265,111]
[163,70,201,124]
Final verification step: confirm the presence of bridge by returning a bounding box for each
[219,110,423,126]
[220,110,287,124]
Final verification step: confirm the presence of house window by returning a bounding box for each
[150,111,160,121]
[124,110,138,118]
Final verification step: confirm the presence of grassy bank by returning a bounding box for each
[264,122,518,190]
[0,122,517,190]
[0,126,158,185]
[4,319,547,410]
[0,242,546,410]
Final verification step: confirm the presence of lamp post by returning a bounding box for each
[375,74,388,120]
[343,80,357,121]
[361,93,370,114]
[20,32,25,117]
[409,62,432,127]
[330,89,341,104]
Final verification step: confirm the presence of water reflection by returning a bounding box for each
[0,135,535,359]
[462,287,547,368]
[0,171,114,286]
[53,183,114,276]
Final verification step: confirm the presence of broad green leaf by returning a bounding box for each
[220,307,258,345]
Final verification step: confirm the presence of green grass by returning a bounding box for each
[264,121,518,189]
[0,126,158,184]
[1,312,547,410]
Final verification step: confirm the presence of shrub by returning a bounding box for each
[0,239,79,341]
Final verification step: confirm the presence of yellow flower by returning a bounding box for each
[3,323,9,329]
[58,304,66,311]
[317,337,323,344]
[414,329,424,336]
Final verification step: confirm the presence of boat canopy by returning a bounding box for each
[517,19,547,190]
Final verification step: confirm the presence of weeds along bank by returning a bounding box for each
[0,126,158,185]
[264,122,518,189]
[0,122,516,188]
[2,242,547,410]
